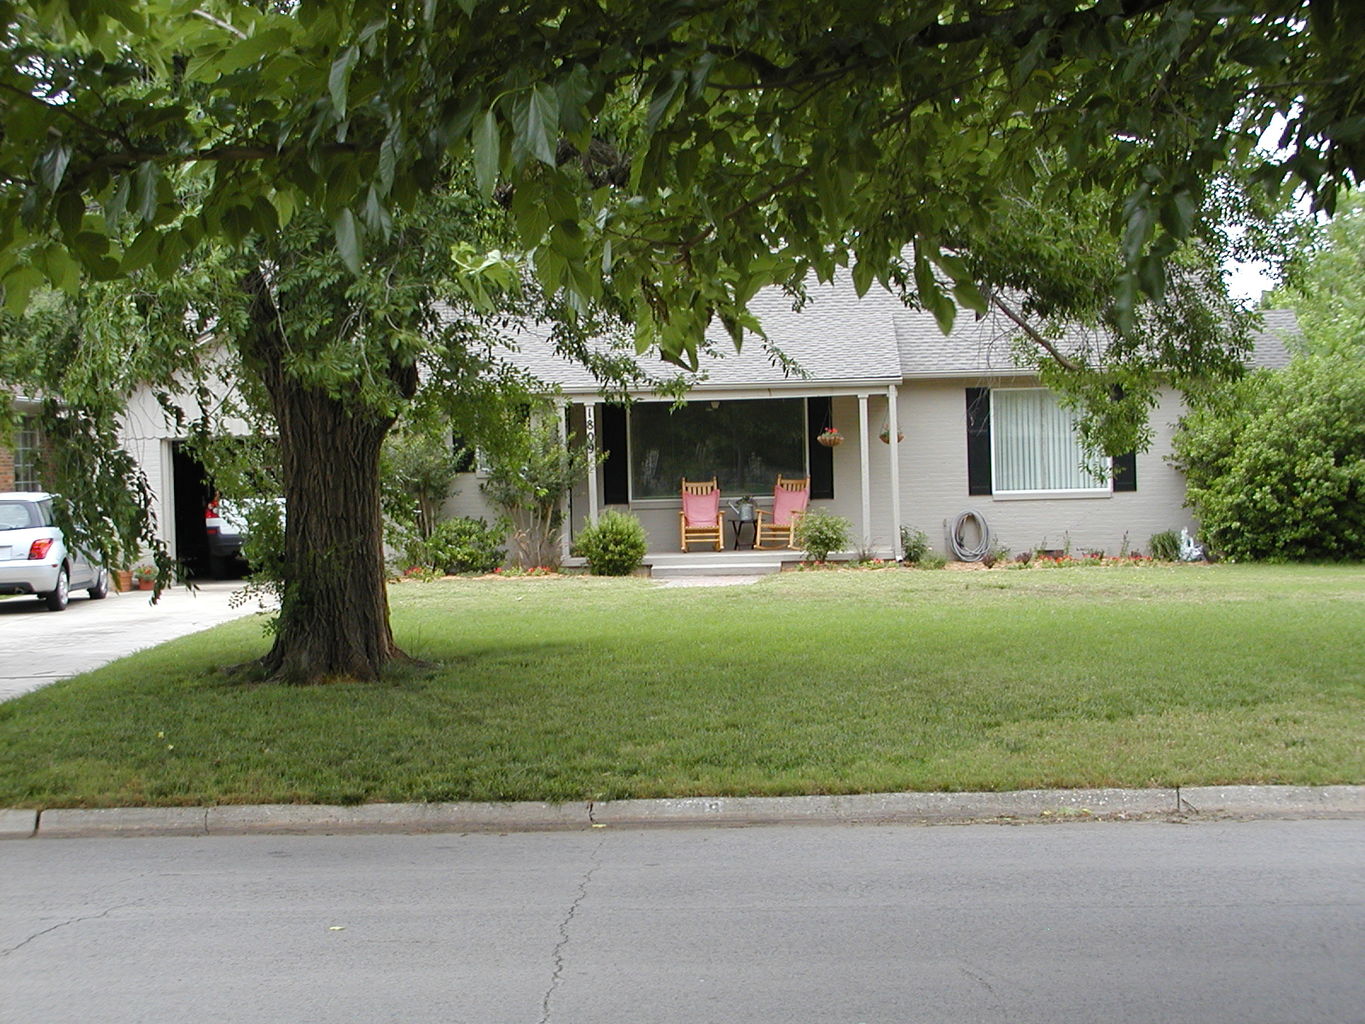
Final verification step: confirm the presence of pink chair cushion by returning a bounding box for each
[682,488,720,527]
[771,485,809,526]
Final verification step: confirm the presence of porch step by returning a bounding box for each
[645,551,793,578]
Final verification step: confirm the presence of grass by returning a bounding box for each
[1,563,1362,809]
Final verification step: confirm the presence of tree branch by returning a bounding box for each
[991,292,1081,371]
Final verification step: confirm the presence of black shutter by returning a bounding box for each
[600,403,629,504]
[1107,384,1136,491]
[1112,451,1137,492]
[965,387,992,495]
[807,397,834,499]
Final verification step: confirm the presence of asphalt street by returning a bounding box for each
[0,580,272,701]
[3,819,1362,1023]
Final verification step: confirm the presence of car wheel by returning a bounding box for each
[45,566,70,611]
[88,568,110,600]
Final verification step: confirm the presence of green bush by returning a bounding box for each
[794,509,851,562]
[425,516,507,574]
[1149,530,1181,562]
[899,526,931,564]
[573,510,647,576]
[1173,356,1365,560]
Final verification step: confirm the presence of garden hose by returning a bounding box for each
[948,509,992,562]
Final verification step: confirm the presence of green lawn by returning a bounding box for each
[1,564,1362,809]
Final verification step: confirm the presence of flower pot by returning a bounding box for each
[136,577,155,590]
[879,431,904,444]
[114,570,134,593]
[817,433,842,447]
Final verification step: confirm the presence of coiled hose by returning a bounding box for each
[948,509,992,562]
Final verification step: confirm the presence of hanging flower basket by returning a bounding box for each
[817,427,843,447]
[879,430,904,444]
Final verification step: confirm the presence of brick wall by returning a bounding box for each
[0,444,13,490]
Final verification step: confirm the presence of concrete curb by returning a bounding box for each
[6,785,1363,839]
[0,808,38,838]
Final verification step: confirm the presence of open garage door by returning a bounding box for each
[170,441,215,579]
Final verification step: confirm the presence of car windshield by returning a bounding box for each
[0,501,38,531]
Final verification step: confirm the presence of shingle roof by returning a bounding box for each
[491,275,905,395]
[483,276,1303,394]
[1246,309,1301,369]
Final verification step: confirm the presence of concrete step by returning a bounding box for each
[645,551,793,578]
[649,561,785,578]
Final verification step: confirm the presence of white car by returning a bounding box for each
[204,494,285,578]
[0,492,109,611]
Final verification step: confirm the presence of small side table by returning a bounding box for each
[731,519,756,550]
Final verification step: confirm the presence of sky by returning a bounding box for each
[1225,258,1276,305]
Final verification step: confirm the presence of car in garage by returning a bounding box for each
[204,493,285,578]
[0,491,109,611]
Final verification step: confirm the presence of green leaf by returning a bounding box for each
[928,290,956,334]
[134,161,159,223]
[646,70,684,135]
[329,46,357,118]
[1,265,43,314]
[1159,190,1197,239]
[379,122,401,192]
[473,111,499,198]
[851,258,874,298]
[119,228,160,273]
[518,84,560,166]
[37,143,72,193]
[251,195,279,236]
[556,66,594,136]
[55,191,84,238]
[953,280,988,315]
[333,209,363,274]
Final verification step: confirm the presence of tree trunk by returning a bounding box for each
[241,270,415,683]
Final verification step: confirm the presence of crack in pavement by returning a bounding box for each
[2,901,140,957]
[539,837,605,1024]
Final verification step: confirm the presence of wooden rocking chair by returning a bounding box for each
[679,477,724,551]
[754,475,810,549]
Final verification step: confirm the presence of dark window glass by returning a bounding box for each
[628,398,808,500]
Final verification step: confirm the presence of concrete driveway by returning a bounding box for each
[0,581,273,702]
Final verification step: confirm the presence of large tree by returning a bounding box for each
[2,1,1362,681]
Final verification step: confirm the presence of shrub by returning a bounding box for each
[899,526,931,564]
[794,509,851,562]
[425,516,507,574]
[573,510,647,576]
[981,544,1011,568]
[1149,530,1181,561]
[1173,356,1365,560]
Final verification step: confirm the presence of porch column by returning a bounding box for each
[584,401,600,527]
[887,384,902,560]
[858,392,871,552]
[557,399,573,565]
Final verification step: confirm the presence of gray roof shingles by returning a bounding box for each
[485,275,1303,394]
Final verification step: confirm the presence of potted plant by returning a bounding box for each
[817,426,843,447]
[132,564,156,590]
[878,428,904,444]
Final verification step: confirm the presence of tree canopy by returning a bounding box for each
[4,1,1361,352]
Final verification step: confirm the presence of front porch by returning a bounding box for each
[558,385,906,564]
